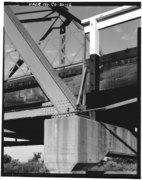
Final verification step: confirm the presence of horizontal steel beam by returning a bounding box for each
[4,47,137,93]
[4,129,15,133]
[4,140,43,146]
[15,9,52,15]
[4,106,56,120]
[4,62,83,93]
[82,6,141,31]
[4,75,38,93]
[20,17,53,23]
[98,8,141,30]
[4,131,43,142]
[4,97,137,121]
[82,6,138,24]
[4,132,18,138]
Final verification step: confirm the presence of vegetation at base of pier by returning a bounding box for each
[3,153,137,174]
[89,157,137,172]
[3,152,49,174]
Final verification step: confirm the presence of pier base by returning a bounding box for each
[44,114,136,173]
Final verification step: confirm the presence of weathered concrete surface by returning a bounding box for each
[44,114,137,173]
[44,115,78,173]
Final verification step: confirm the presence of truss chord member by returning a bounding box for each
[82,5,141,31]
[4,6,77,113]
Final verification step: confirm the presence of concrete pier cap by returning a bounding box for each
[44,114,136,173]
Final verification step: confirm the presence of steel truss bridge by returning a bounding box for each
[3,3,141,174]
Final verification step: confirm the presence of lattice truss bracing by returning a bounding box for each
[4,5,90,115]
[4,5,89,79]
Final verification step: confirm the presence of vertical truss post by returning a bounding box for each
[60,25,66,65]
[137,27,141,176]
[89,19,100,92]
[82,33,87,106]
[83,19,100,92]
[89,19,99,56]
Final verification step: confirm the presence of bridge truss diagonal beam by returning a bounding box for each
[4,6,77,113]
[50,6,81,25]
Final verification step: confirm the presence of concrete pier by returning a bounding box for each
[44,114,137,173]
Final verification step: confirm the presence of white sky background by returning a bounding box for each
[1,0,141,170]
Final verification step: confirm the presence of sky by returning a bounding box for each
[5,4,140,77]
[3,3,141,162]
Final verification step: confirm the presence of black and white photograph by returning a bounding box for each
[1,1,141,178]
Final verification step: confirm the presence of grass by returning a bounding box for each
[3,156,137,175]
[89,157,137,172]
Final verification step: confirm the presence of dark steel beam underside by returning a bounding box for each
[4,47,137,93]
[4,140,43,146]
[3,116,49,142]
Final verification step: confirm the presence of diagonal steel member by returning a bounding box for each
[4,6,77,113]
